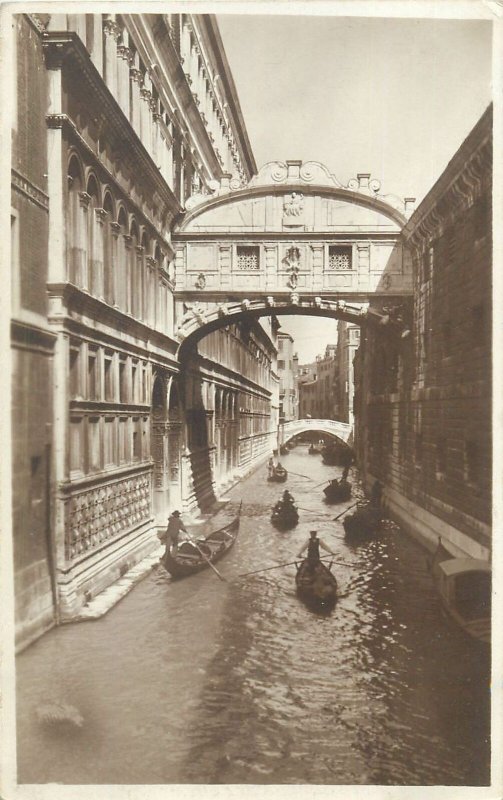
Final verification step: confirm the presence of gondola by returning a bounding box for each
[162,503,242,579]
[295,559,338,609]
[321,445,342,466]
[267,465,288,482]
[430,538,491,644]
[271,504,299,530]
[323,479,352,503]
[343,501,380,541]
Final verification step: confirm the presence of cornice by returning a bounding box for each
[42,31,182,220]
[46,282,179,358]
[126,16,225,184]
[403,105,492,248]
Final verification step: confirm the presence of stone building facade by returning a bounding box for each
[277,332,298,422]
[11,15,56,649]
[297,344,339,421]
[335,320,361,425]
[10,12,275,649]
[354,107,492,560]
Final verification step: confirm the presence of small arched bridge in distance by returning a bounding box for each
[279,418,353,448]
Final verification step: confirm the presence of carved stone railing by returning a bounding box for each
[64,466,153,561]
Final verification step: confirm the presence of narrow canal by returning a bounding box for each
[16,447,490,785]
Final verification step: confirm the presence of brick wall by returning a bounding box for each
[355,107,492,557]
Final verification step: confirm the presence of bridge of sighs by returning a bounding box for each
[172,159,415,355]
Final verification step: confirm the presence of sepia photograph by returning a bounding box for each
[2,1,501,797]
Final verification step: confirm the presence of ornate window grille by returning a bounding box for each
[328,246,352,270]
[237,246,260,270]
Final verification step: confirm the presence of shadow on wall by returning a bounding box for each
[181,350,217,514]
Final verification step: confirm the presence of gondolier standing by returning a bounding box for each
[297,530,335,573]
[163,510,187,559]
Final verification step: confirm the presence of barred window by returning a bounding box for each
[328,246,352,270]
[237,246,260,270]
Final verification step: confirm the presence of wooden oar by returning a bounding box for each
[235,554,353,580]
[287,471,313,480]
[184,534,227,581]
[333,501,359,521]
[296,506,325,514]
[310,479,332,490]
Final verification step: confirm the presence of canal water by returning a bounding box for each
[16,447,490,785]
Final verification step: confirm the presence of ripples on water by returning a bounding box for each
[16,449,490,785]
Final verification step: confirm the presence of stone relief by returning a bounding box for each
[283,193,304,217]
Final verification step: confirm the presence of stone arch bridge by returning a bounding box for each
[280,418,353,447]
[172,159,415,355]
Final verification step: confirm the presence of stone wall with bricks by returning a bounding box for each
[354,106,492,559]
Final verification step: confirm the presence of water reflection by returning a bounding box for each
[16,447,490,785]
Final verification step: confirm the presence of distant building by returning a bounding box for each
[277,332,298,422]
[335,321,361,424]
[297,344,338,420]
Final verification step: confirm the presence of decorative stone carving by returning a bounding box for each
[65,472,151,560]
[290,292,300,305]
[241,299,251,311]
[284,246,301,289]
[195,273,206,290]
[283,192,304,226]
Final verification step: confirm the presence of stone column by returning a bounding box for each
[140,74,152,155]
[124,234,133,314]
[135,245,144,319]
[103,15,120,97]
[117,30,131,118]
[357,243,371,291]
[90,14,103,75]
[311,244,324,291]
[110,221,120,308]
[94,208,107,299]
[78,191,90,289]
[130,53,142,136]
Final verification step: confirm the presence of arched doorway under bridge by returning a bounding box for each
[151,373,183,524]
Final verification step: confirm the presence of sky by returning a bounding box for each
[216,13,493,361]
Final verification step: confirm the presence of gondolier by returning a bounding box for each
[163,510,187,558]
[297,530,335,570]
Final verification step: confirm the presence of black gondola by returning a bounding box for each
[323,479,352,503]
[162,504,242,578]
[343,502,381,541]
[295,559,338,609]
[267,465,288,482]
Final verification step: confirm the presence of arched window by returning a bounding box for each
[67,155,85,285]
[103,192,114,304]
[86,174,102,298]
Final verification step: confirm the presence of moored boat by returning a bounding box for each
[430,538,491,644]
[343,502,380,541]
[323,479,352,503]
[295,559,338,609]
[162,503,242,579]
